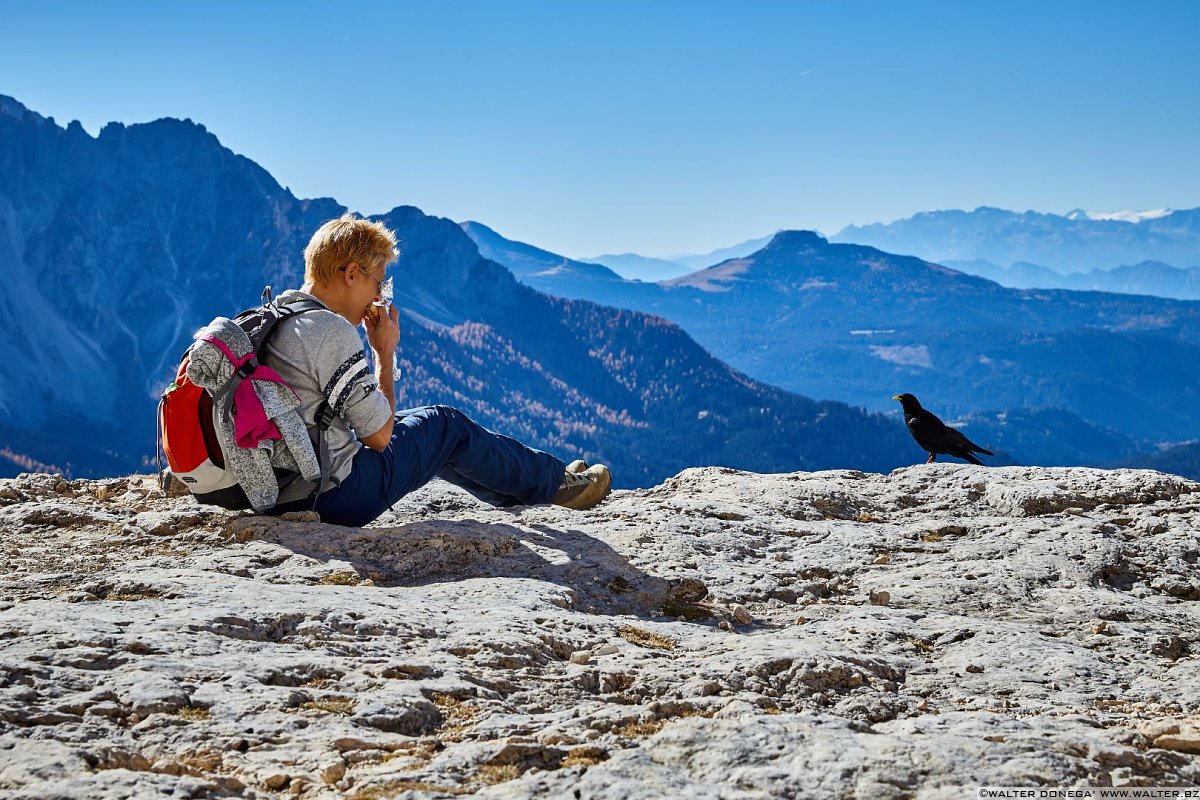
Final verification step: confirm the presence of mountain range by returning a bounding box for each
[832,206,1200,273]
[542,208,1200,300]
[7,94,1200,483]
[468,224,1200,469]
[0,95,914,485]
[939,259,1200,300]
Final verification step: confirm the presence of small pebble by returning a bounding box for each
[569,651,591,665]
[261,773,290,790]
[719,620,733,632]
[868,590,891,606]
[320,760,345,785]
[793,616,808,625]
[1091,621,1108,634]
[594,644,619,656]
[872,553,891,565]
[732,604,752,625]
[583,728,602,741]
[965,664,984,674]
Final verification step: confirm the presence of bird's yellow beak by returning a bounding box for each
[891,395,902,401]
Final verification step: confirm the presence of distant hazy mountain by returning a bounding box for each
[580,233,777,281]
[833,206,1200,273]
[0,95,914,484]
[576,252,692,282]
[461,222,660,310]
[941,260,1064,289]
[944,258,1200,300]
[669,234,777,270]
[460,221,628,295]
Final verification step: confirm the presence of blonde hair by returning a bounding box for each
[303,213,399,285]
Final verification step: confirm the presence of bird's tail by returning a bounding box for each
[962,452,985,466]
[974,446,994,456]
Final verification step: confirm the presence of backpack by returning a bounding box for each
[157,287,333,510]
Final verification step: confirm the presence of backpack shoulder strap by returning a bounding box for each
[234,294,326,352]
[257,289,336,505]
[277,297,326,315]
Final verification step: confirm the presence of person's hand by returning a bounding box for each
[364,303,400,361]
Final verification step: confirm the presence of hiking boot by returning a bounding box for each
[566,459,589,474]
[553,464,611,510]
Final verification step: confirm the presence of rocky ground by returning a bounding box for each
[1,465,1198,799]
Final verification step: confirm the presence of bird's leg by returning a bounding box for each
[926,453,936,463]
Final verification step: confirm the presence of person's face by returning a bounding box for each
[343,261,386,322]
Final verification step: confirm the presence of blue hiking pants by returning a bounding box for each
[311,405,565,527]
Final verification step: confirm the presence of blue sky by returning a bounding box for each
[2,1,1197,257]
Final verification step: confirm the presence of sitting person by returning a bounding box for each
[267,213,611,526]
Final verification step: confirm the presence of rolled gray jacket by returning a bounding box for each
[187,317,321,511]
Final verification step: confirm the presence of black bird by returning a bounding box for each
[892,393,993,465]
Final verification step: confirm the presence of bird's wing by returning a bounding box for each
[910,412,977,453]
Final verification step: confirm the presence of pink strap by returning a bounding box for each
[199,336,300,448]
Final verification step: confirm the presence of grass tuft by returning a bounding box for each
[300,696,355,715]
[474,763,522,784]
[618,625,676,651]
[318,571,362,586]
[561,746,609,768]
[614,719,666,737]
[176,705,211,721]
[431,692,480,740]
[349,781,471,799]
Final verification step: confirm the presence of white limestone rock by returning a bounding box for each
[0,464,1197,798]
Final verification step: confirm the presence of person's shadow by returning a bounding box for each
[247,515,707,620]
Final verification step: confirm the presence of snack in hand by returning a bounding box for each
[366,277,394,325]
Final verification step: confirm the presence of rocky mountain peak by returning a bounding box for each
[0,94,46,125]
[763,229,827,252]
[1,464,1197,796]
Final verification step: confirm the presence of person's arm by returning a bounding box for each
[360,304,400,451]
